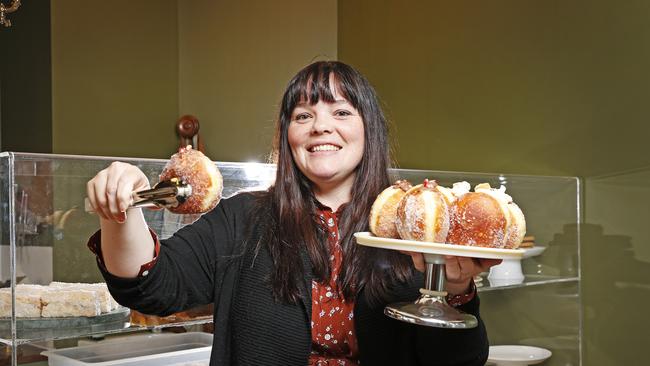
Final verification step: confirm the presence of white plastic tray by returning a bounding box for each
[42,332,212,366]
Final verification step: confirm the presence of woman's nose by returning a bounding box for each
[311,115,333,134]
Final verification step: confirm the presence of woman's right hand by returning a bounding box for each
[86,162,150,223]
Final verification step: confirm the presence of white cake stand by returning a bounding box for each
[488,246,546,286]
[354,232,524,329]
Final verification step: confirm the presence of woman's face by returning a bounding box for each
[287,86,365,192]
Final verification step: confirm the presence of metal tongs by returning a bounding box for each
[85,177,193,213]
[131,177,193,209]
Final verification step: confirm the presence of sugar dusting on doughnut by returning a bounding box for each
[369,180,412,238]
[395,179,450,243]
[159,145,223,214]
[447,191,508,248]
[504,201,526,249]
[474,183,526,249]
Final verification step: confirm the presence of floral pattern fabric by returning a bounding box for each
[309,207,359,366]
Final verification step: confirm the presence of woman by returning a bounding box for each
[86,61,498,366]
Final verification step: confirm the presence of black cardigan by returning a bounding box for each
[99,193,489,366]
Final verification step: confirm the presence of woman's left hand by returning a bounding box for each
[444,255,501,296]
[400,252,502,296]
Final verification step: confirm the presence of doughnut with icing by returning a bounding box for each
[159,145,223,214]
[395,179,450,243]
[369,180,412,238]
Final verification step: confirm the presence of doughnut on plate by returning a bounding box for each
[354,232,524,260]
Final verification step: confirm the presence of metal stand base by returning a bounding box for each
[385,294,478,329]
[385,253,478,329]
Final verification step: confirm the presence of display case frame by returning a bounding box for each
[0,152,581,366]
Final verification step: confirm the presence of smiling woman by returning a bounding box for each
[86,61,494,366]
[288,93,365,209]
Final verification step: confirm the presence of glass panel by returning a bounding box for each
[394,169,581,366]
[481,282,580,366]
[395,169,580,284]
[1,153,278,344]
[0,152,581,366]
[583,167,650,366]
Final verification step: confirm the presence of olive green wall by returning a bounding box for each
[177,0,337,162]
[51,0,337,161]
[338,0,650,177]
[338,1,650,365]
[51,0,179,158]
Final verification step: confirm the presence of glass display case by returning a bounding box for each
[0,152,580,365]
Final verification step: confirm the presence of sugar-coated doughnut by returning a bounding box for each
[368,179,527,249]
[475,183,526,249]
[369,180,412,238]
[395,179,450,243]
[159,145,223,214]
[447,191,508,248]
[504,201,526,249]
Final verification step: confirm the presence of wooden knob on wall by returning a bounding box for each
[176,115,205,152]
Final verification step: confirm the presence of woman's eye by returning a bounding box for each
[334,110,352,117]
[293,113,311,122]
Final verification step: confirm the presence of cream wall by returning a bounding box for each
[51,0,337,161]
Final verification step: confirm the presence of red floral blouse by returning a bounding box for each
[309,207,359,366]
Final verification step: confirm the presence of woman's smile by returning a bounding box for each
[308,143,341,152]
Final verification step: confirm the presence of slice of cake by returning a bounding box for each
[41,289,101,317]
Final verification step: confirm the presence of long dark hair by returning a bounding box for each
[256,61,413,305]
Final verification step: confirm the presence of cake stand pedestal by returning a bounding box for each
[354,232,524,329]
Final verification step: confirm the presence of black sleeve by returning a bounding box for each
[414,295,489,366]
[356,272,489,366]
[98,193,254,316]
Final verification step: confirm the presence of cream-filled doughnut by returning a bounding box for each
[474,183,526,249]
[368,179,527,249]
[395,179,450,243]
[447,191,507,248]
[447,183,526,248]
[369,180,412,238]
[436,181,470,206]
[504,201,526,249]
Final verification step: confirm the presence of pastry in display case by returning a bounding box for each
[0,152,580,366]
[129,304,213,327]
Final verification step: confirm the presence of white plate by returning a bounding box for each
[487,345,552,366]
[521,246,547,259]
[354,232,524,260]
